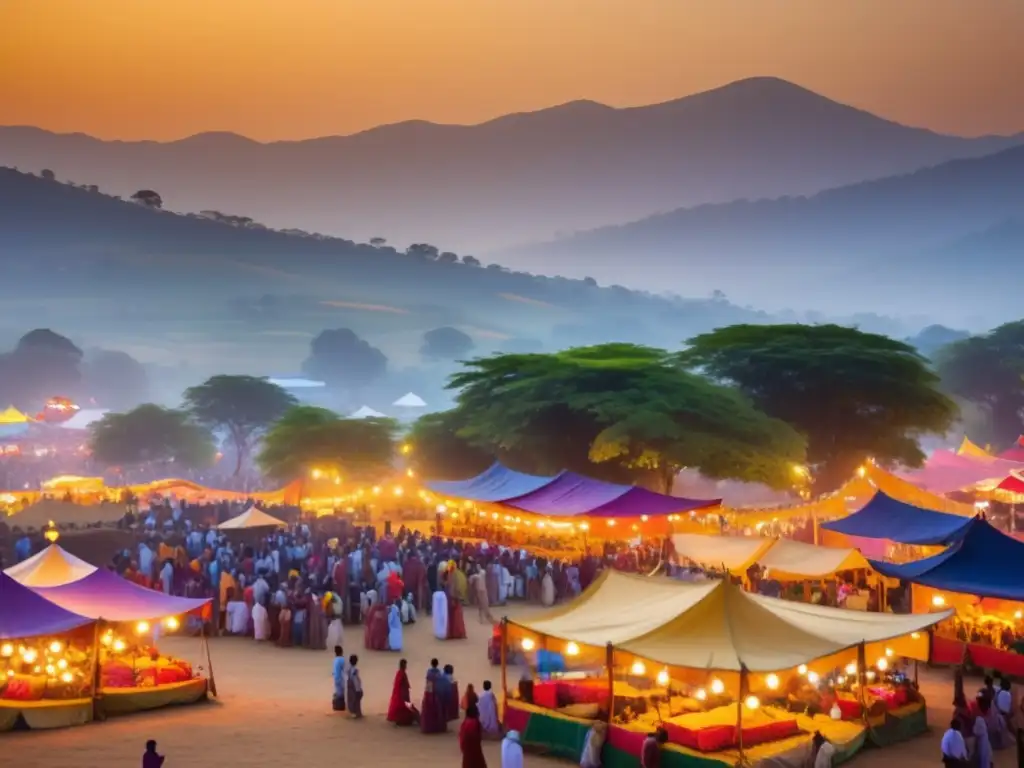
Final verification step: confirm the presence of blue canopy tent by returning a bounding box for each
[821,491,975,546]
[870,518,1024,601]
[426,462,555,504]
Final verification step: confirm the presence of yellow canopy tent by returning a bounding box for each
[0,406,32,423]
[671,534,774,575]
[217,505,287,530]
[957,437,993,460]
[512,570,949,673]
[4,543,97,587]
[755,538,871,580]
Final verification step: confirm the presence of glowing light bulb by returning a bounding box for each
[797,664,808,675]
[656,668,670,686]
[60,672,73,683]
[521,638,535,652]
[0,643,12,658]
[630,661,647,676]
[807,672,820,685]
[876,658,888,671]
[566,642,580,656]
[21,649,37,664]
[695,688,707,701]
[710,679,725,695]
[745,695,760,710]
[607,520,616,527]
[136,621,151,635]
[766,674,780,690]
[372,486,381,496]
[49,641,62,654]
[393,486,403,497]
[911,633,920,640]
[5,670,12,678]
[101,632,113,647]
[641,515,649,522]
[45,664,56,676]
[844,663,857,676]
[164,617,180,631]
[579,523,589,531]
[885,648,894,657]
[932,595,946,607]
[112,639,126,652]
[1015,611,1023,620]
[57,659,68,670]
[866,671,876,682]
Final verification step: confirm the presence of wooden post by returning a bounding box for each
[500,618,509,713]
[812,511,820,546]
[202,623,218,697]
[856,642,867,720]
[737,667,748,763]
[606,643,615,724]
[90,620,103,722]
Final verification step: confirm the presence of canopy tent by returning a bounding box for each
[0,406,32,424]
[1002,437,1024,463]
[0,572,94,640]
[28,567,210,622]
[996,472,1024,495]
[392,392,427,408]
[217,504,287,530]
[58,409,109,430]
[755,538,872,579]
[4,544,97,587]
[896,450,1022,494]
[870,518,1024,602]
[426,462,554,504]
[821,491,975,546]
[511,570,950,672]
[671,534,773,574]
[349,405,386,419]
[957,437,993,460]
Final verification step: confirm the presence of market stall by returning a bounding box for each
[6,545,214,720]
[217,504,288,530]
[0,572,97,731]
[500,570,949,768]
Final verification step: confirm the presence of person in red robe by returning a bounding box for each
[386,570,405,603]
[363,604,389,650]
[459,703,488,768]
[403,554,428,611]
[420,659,447,734]
[387,658,420,726]
[444,664,460,722]
[447,592,467,640]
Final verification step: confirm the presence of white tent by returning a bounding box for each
[217,505,287,530]
[350,405,386,419]
[58,409,110,430]
[5,544,97,587]
[392,392,426,408]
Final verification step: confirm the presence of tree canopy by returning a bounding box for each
[89,404,215,468]
[257,406,399,482]
[446,343,805,492]
[183,375,297,475]
[935,320,1024,449]
[679,324,958,492]
[407,410,493,481]
[421,327,475,362]
[301,328,388,394]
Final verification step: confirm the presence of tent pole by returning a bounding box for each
[737,667,747,765]
[202,622,218,697]
[606,643,614,724]
[500,618,509,716]
[856,643,867,719]
[812,511,820,546]
[90,620,103,722]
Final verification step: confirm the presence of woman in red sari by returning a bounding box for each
[387,659,419,726]
[447,591,467,640]
[459,703,487,768]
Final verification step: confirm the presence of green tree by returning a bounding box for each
[447,344,805,493]
[183,375,297,476]
[408,410,493,481]
[935,320,1024,449]
[257,406,398,482]
[679,324,958,493]
[89,404,215,468]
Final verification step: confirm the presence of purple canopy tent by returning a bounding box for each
[503,471,720,518]
[29,569,210,622]
[0,572,93,640]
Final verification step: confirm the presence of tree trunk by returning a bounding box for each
[658,464,677,495]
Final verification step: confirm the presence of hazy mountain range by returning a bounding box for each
[1,77,1020,258]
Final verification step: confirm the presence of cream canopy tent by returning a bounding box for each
[392,392,426,408]
[755,538,871,579]
[671,534,774,574]
[5,544,97,587]
[350,405,386,419]
[217,505,287,530]
[512,570,950,673]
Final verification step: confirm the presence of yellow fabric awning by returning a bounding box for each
[671,533,774,574]
[5,544,97,587]
[755,538,870,579]
[0,406,31,424]
[957,437,993,460]
[512,570,950,672]
[217,505,287,530]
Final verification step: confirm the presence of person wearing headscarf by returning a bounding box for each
[580,721,606,768]
[388,599,404,651]
[460,703,488,768]
[420,658,447,734]
[462,683,479,714]
[540,568,556,607]
[478,680,501,737]
[387,658,419,726]
[252,595,271,641]
[307,588,328,650]
[501,730,524,768]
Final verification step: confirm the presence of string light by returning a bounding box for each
[520,638,535,651]
[136,621,151,635]
[765,674,779,690]
[745,695,760,710]
[876,658,888,671]
[49,641,62,654]
[797,664,808,675]
[844,663,857,676]
[566,642,580,656]
[656,668,670,686]
[695,688,707,701]
[60,672,74,683]
[807,671,820,685]
[932,595,946,607]
[0,644,12,658]
[710,678,725,695]
[164,617,180,631]
[630,661,646,676]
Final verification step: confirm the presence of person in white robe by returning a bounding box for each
[326,592,344,649]
[580,721,606,768]
[432,589,449,639]
[540,570,556,607]
[252,599,271,641]
[502,730,524,768]
[361,588,378,616]
[478,680,501,737]
[401,593,417,624]
[388,601,403,651]
[226,600,249,634]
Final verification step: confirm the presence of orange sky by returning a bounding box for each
[1,0,1021,141]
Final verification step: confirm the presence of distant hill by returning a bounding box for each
[0,167,798,377]
[0,77,1019,253]
[503,146,1024,324]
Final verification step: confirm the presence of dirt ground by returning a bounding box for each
[0,603,1015,768]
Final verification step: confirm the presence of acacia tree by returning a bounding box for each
[447,344,805,493]
[89,405,215,468]
[679,324,959,493]
[408,410,493,481]
[935,320,1024,449]
[183,375,297,475]
[257,406,398,482]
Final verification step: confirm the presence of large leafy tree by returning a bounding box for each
[679,324,958,493]
[935,320,1024,449]
[183,375,297,476]
[89,405,216,468]
[447,344,805,493]
[257,406,398,482]
[420,327,475,362]
[302,329,387,395]
[408,410,494,481]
